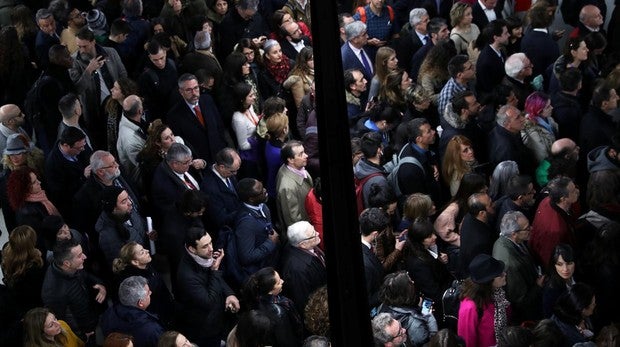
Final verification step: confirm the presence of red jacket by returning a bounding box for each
[529,196,575,266]
[305,188,323,250]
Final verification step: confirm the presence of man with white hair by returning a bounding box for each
[502,53,533,110]
[101,276,165,347]
[372,312,408,347]
[487,105,533,174]
[341,21,374,84]
[395,8,429,73]
[493,211,543,322]
[280,221,327,314]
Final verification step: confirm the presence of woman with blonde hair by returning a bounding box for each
[368,47,399,101]
[442,135,478,197]
[264,113,289,199]
[449,2,480,55]
[399,193,437,231]
[23,307,84,347]
[1,225,45,315]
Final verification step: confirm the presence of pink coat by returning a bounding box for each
[458,298,511,347]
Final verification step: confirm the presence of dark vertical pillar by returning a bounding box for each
[310,2,374,347]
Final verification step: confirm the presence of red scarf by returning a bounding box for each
[265,57,291,84]
[25,190,61,217]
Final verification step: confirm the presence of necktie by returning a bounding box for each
[183,174,197,190]
[360,49,372,76]
[193,105,206,127]
[226,178,234,191]
[423,36,429,45]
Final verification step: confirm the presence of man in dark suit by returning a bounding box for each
[476,19,509,97]
[341,21,374,86]
[360,208,387,309]
[151,142,203,217]
[200,148,243,231]
[520,4,559,79]
[35,8,62,69]
[168,73,226,164]
[409,18,450,80]
[280,221,327,314]
[395,8,429,74]
[278,21,311,60]
[458,192,496,279]
[472,0,503,30]
[45,127,89,219]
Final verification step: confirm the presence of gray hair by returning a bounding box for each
[372,312,396,345]
[409,8,428,26]
[122,0,143,17]
[118,276,148,307]
[287,221,313,246]
[36,8,54,22]
[345,21,366,41]
[488,160,519,199]
[178,73,197,88]
[90,150,113,171]
[166,142,192,163]
[263,39,280,54]
[194,30,211,50]
[122,95,142,117]
[496,105,519,127]
[505,53,527,78]
[303,336,331,347]
[500,211,526,237]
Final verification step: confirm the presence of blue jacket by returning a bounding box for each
[234,204,278,281]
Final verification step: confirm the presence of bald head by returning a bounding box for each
[580,5,603,28]
[551,138,579,160]
[122,95,143,121]
[0,104,24,128]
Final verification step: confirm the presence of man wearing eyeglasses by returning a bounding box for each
[372,312,408,346]
[168,73,226,164]
[201,147,243,231]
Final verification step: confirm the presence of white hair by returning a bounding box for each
[287,221,313,246]
[505,53,527,78]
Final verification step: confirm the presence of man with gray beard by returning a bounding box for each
[73,150,141,240]
[70,26,127,149]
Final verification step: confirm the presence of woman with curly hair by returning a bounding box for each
[112,242,174,326]
[442,135,478,197]
[0,26,32,105]
[418,41,457,106]
[1,225,45,315]
[242,267,304,346]
[8,167,60,230]
[283,46,314,109]
[368,47,399,101]
[522,92,558,163]
[23,307,84,347]
[458,254,510,347]
[104,77,139,156]
[376,270,439,346]
[378,69,412,114]
[449,2,480,55]
[137,120,185,193]
[304,286,330,337]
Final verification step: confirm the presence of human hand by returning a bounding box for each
[439,252,448,264]
[93,284,107,303]
[191,159,206,170]
[394,231,407,251]
[86,55,106,74]
[212,248,224,270]
[269,230,279,243]
[225,295,240,312]
[147,231,158,241]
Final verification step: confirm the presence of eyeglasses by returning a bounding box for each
[390,326,406,341]
[518,225,532,232]
[176,159,193,166]
[100,161,119,169]
[301,230,319,242]
[183,86,200,92]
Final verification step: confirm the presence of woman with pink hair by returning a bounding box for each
[521,92,559,163]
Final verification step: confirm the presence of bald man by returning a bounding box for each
[0,104,30,154]
[117,95,147,182]
[536,138,580,186]
[569,4,605,38]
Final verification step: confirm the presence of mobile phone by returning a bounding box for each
[421,298,433,316]
[398,234,407,242]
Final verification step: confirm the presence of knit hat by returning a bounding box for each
[3,133,33,155]
[101,186,124,213]
[469,254,505,284]
[86,9,108,36]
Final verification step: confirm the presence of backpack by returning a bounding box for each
[354,172,384,215]
[441,279,464,328]
[23,72,54,128]
[356,5,394,23]
[384,145,424,197]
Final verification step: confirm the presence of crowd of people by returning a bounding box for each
[0,0,618,346]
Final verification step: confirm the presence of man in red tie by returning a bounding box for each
[168,73,227,164]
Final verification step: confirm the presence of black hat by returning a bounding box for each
[469,254,505,284]
[101,186,124,213]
